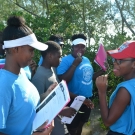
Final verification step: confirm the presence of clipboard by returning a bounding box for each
[33,80,70,131]
[94,43,107,71]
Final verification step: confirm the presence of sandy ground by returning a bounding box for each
[81,106,108,135]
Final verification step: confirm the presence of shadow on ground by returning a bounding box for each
[82,106,108,135]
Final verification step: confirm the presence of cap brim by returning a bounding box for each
[74,42,86,46]
[59,41,64,45]
[29,41,48,51]
[107,49,129,59]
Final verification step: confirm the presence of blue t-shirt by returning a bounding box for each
[23,66,32,80]
[0,59,5,64]
[0,58,32,80]
[109,79,135,135]
[38,56,43,66]
[0,69,40,135]
[57,54,94,97]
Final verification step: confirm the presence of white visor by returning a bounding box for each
[72,38,86,46]
[3,33,48,51]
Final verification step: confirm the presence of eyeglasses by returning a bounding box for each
[112,58,135,65]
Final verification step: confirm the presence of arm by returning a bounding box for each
[93,69,105,80]
[69,91,94,109]
[59,107,76,117]
[93,61,109,80]
[96,75,131,127]
[58,56,82,83]
[40,83,57,102]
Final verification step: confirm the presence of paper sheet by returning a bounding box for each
[33,80,70,130]
[61,96,86,124]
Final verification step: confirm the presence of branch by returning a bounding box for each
[45,0,49,17]
[13,1,40,17]
[115,0,135,35]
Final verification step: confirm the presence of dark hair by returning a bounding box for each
[41,41,61,58]
[0,32,5,56]
[2,16,33,43]
[48,34,64,46]
[71,33,87,41]
[49,34,64,42]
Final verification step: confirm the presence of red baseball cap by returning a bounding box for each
[107,41,135,59]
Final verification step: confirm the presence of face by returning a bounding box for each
[16,45,34,67]
[51,49,62,67]
[112,58,135,80]
[72,44,86,57]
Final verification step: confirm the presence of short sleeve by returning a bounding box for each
[0,96,10,129]
[57,56,72,75]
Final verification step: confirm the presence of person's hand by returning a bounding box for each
[72,53,82,67]
[40,82,58,102]
[59,107,76,117]
[33,120,54,135]
[46,82,58,95]
[29,60,37,72]
[83,99,94,109]
[95,74,108,94]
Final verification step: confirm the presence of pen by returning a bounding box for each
[33,129,44,133]
[78,111,85,113]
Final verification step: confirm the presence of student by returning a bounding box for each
[32,41,76,135]
[38,34,64,66]
[0,16,54,135]
[96,41,135,135]
[57,33,105,135]
[0,31,37,79]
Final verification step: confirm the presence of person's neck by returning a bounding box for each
[41,61,51,69]
[4,57,20,75]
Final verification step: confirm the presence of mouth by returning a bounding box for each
[77,52,82,57]
[113,68,120,76]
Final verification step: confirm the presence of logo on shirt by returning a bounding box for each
[83,67,92,82]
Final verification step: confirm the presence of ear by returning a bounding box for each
[132,61,135,68]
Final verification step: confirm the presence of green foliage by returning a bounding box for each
[0,1,134,131]
[98,117,109,131]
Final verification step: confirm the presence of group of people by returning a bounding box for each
[0,15,135,135]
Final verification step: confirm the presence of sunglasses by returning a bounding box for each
[112,58,135,65]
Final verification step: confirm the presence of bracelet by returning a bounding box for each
[72,64,76,68]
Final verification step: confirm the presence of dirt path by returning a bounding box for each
[82,106,108,135]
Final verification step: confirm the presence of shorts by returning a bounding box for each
[107,130,135,135]
[66,98,91,128]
